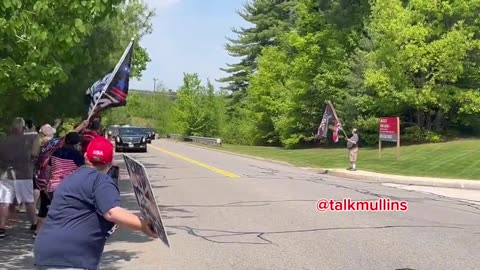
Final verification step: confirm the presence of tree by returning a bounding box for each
[246,0,370,147]
[103,90,177,136]
[218,0,294,110]
[175,74,223,137]
[357,0,480,134]
[0,0,154,127]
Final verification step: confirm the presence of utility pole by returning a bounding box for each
[153,78,158,92]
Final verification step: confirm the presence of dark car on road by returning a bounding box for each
[143,127,156,143]
[115,127,148,152]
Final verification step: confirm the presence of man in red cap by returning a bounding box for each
[34,137,157,269]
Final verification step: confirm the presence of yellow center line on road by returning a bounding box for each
[149,145,240,179]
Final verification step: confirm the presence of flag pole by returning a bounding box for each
[87,38,135,121]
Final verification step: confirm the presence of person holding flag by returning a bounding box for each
[347,128,359,171]
[80,119,103,154]
[82,39,134,187]
[317,101,360,170]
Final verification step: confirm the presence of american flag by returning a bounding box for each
[48,156,80,192]
[332,120,342,143]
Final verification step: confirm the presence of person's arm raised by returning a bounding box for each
[73,120,89,133]
[53,119,62,129]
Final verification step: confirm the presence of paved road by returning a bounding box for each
[1,139,479,270]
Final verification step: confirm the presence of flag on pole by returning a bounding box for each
[332,120,341,143]
[317,101,342,142]
[86,40,134,118]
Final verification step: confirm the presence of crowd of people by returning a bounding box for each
[0,117,91,238]
[0,116,157,270]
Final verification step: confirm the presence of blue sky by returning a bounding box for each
[130,0,250,91]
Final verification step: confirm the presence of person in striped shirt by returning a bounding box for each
[47,132,84,193]
[35,132,85,237]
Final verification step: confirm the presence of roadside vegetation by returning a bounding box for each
[217,140,480,180]
[3,0,480,179]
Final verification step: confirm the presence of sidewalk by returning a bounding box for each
[319,169,480,190]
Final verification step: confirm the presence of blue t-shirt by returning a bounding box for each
[34,166,120,270]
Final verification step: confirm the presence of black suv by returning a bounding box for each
[143,128,156,143]
[115,127,148,152]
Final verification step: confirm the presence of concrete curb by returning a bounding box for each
[159,139,480,190]
[317,169,480,190]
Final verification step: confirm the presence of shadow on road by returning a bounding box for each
[0,158,181,270]
[0,218,35,269]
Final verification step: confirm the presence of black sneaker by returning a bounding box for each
[33,232,37,239]
[0,228,6,238]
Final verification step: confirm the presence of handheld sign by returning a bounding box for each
[378,117,400,159]
[123,154,170,247]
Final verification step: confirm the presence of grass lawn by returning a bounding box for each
[218,139,480,180]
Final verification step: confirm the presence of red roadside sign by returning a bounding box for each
[379,117,399,142]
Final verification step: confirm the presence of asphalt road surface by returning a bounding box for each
[1,139,479,270]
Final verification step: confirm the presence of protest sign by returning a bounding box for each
[123,154,170,247]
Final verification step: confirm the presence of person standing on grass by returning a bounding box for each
[0,117,38,238]
[34,136,158,270]
[347,128,359,171]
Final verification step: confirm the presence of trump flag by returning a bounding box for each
[86,40,134,118]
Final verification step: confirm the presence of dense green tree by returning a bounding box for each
[0,0,153,127]
[218,0,294,110]
[175,74,223,137]
[346,0,480,142]
[246,0,370,147]
[103,89,176,136]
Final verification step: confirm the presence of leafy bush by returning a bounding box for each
[221,118,257,146]
[353,116,380,146]
[58,117,82,137]
[404,126,444,143]
[425,130,443,143]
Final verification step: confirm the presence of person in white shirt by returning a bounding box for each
[0,118,38,238]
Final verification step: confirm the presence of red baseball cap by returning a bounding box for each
[86,136,113,165]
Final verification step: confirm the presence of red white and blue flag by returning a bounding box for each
[332,120,341,143]
[86,40,134,118]
[317,101,342,142]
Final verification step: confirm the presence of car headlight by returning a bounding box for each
[116,137,121,143]
[142,137,146,143]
